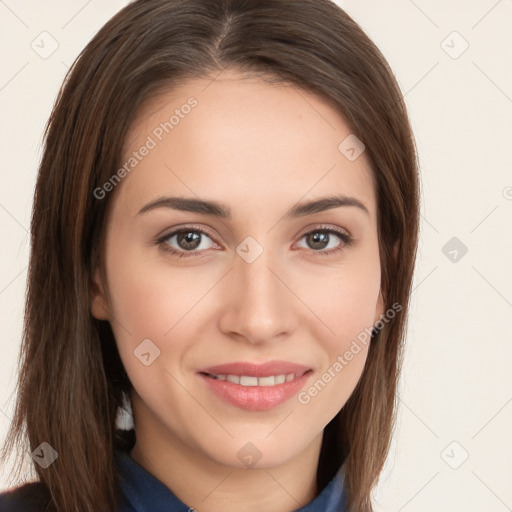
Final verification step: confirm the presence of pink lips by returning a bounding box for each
[199,360,311,378]
[197,360,312,411]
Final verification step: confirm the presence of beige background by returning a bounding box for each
[1,1,511,510]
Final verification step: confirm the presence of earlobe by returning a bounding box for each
[90,268,109,320]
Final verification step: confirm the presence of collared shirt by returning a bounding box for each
[116,450,348,512]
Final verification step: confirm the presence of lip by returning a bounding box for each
[197,360,313,411]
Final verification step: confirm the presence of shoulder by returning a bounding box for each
[0,481,51,511]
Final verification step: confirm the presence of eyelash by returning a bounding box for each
[155,224,354,258]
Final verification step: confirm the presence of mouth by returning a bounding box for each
[197,361,313,411]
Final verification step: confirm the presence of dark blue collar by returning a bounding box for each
[116,450,347,511]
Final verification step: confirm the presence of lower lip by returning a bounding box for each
[198,371,312,411]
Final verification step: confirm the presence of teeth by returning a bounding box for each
[210,373,297,386]
[258,376,276,386]
[240,376,258,386]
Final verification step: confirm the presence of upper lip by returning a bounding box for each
[198,360,312,378]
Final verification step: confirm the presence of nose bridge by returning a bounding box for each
[239,248,280,301]
[236,233,280,293]
[218,240,296,343]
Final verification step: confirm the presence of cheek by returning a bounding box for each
[296,244,381,347]
[305,274,379,335]
[105,243,214,339]
[104,251,206,412]
[292,247,380,416]
[294,277,377,425]
[296,341,369,431]
[307,276,375,377]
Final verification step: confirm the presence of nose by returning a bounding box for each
[217,248,297,345]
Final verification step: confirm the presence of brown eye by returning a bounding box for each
[296,228,353,255]
[175,231,203,251]
[158,228,217,256]
[304,231,331,250]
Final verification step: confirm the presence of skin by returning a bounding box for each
[91,69,384,512]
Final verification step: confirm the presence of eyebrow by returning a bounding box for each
[137,194,369,218]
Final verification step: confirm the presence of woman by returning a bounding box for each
[0,0,419,510]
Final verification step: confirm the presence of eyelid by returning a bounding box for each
[295,223,351,239]
[154,223,219,244]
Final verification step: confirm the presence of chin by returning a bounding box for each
[204,434,308,471]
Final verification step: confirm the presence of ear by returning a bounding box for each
[90,267,110,320]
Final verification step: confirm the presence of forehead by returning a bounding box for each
[116,70,377,219]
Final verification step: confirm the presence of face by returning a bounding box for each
[92,69,384,470]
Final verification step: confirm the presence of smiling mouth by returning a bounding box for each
[197,368,313,411]
[196,360,313,410]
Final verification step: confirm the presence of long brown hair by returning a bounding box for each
[1,1,419,510]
